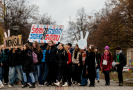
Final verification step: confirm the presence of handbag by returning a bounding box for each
[103,60,107,65]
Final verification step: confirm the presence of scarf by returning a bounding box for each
[116,50,122,63]
[74,50,78,59]
[104,51,109,60]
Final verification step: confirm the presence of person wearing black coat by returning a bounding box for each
[32,41,43,86]
[54,43,68,86]
[22,43,36,88]
[8,47,24,87]
[85,45,96,87]
[45,40,58,86]
[115,46,126,86]
[95,47,101,83]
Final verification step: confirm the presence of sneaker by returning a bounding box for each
[75,81,77,85]
[27,83,32,86]
[3,83,7,85]
[119,82,123,86]
[0,84,4,88]
[78,83,81,86]
[54,82,60,87]
[8,85,13,88]
[62,82,68,87]
[38,84,44,87]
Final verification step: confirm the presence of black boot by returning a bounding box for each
[29,83,35,88]
[22,82,28,88]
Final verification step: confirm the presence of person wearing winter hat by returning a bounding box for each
[100,46,113,86]
[115,46,126,86]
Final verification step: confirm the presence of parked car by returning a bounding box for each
[130,67,133,72]
[123,67,131,72]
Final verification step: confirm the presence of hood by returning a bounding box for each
[116,50,122,55]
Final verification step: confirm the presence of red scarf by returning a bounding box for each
[104,52,109,60]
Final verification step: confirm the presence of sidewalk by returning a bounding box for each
[1,79,133,90]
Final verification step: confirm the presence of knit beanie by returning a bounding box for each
[104,46,109,51]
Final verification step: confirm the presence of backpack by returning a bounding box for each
[32,52,38,64]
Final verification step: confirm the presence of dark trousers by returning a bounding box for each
[89,77,95,85]
[103,71,110,84]
[47,64,57,83]
[66,67,72,84]
[117,66,123,83]
[3,62,9,83]
[58,68,67,82]
[72,64,78,82]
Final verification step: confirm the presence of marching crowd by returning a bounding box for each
[0,40,126,88]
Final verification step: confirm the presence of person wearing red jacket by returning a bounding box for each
[100,46,113,86]
[64,45,72,86]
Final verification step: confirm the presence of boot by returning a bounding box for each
[62,82,68,87]
[22,82,28,88]
[119,82,123,86]
[54,82,60,87]
[29,83,35,88]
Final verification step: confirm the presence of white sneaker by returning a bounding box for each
[27,83,32,86]
[54,82,60,86]
[38,84,44,87]
[0,84,4,88]
[8,85,13,88]
[78,83,81,86]
[62,82,68,87]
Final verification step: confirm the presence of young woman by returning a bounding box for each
[85,45,96,87]
[100,46,113,86]
[95,47,101,83]
[32,41,43,86]
[45,40,58,86]
[54,43,68,86]
[72,44,81,85]
[64,45,72,86]
[22,43,35,88]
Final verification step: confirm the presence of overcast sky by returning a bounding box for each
[27,0,106,30]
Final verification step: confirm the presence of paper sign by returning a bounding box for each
[8,30,10,37]
[4,32,7,38]
[28,24,64,43]
[78,31,89,49]
[3,35,23,49]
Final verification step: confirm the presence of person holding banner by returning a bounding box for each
[8,47,24,87]
[22,43,36,88]
[32,41,43,86]
[45,40,58,86]
[85,45,96,87]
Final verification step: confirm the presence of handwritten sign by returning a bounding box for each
[28,24,64,43]
[3,35,23,49]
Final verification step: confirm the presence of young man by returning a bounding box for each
[67,43,73,57]
[115,46,126,86]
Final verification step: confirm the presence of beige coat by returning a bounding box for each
[72,51,81,64]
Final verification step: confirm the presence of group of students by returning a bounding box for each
[0,40,126,88]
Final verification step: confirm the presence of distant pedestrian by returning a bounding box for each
[100,46,113,86]
[115,46,126,86]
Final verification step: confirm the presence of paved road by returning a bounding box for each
[2,80,133,90]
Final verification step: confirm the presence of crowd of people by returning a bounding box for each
[0,40,126,88]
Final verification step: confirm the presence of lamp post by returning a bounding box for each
[13,26,19,36]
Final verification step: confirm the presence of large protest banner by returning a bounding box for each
[3,35,23,49]
[28,24,64,43]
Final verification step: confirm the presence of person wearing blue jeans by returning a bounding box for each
[95,47,101,83]
[9,65,24,87]
[22,43,36,88]
[40,43,49,84]
[32,41,43,86]
[8,48,24,87]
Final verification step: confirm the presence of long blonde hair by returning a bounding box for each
[64,45,70,53]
